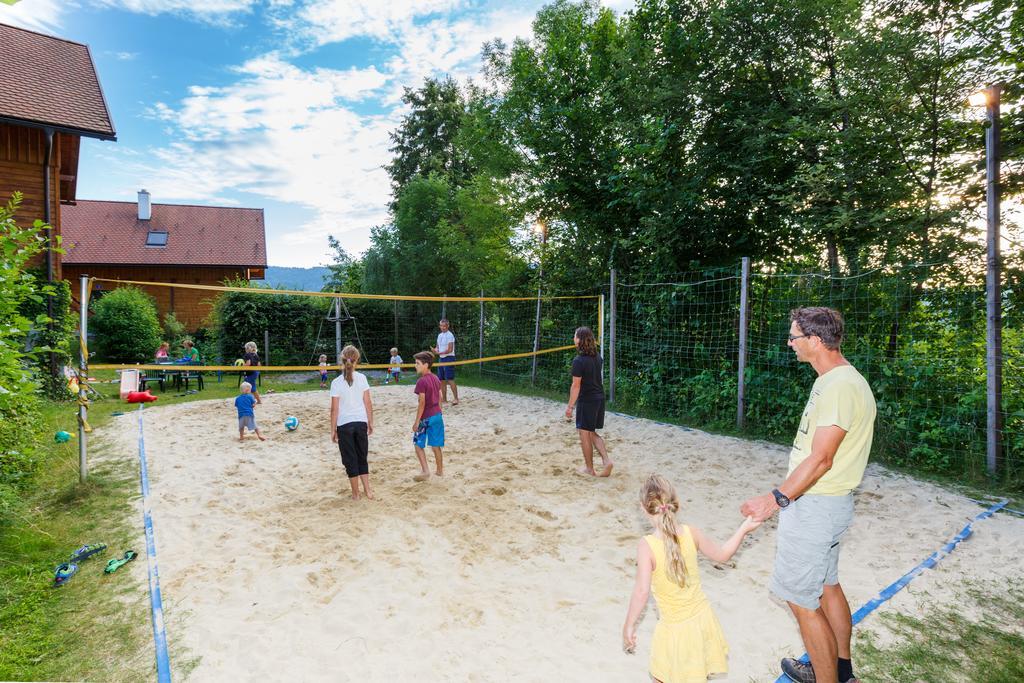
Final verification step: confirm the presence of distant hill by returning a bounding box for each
[263,266,331,291]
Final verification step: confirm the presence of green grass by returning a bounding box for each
[855,577,1024,682]
[0,370,318,681]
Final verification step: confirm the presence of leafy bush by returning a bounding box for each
[90,286,163,363]
[0,193,55,502]
[21,273,75,400]
[162,312,187,351]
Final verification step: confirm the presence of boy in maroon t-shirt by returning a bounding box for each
[412,351,445,481]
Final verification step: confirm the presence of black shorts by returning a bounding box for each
[575,399,605,432]
[337,422,369,478]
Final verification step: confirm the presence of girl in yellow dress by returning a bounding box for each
[623,474,762,682]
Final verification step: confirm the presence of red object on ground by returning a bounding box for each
[125,390,158,403]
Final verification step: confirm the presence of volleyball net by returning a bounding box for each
[82,278,602,389]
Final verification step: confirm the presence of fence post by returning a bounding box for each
[737,257,751,430]
[598,293,605,363]
[79,274,89,483]
[478,290,484,374]
[984,85,1003,476]
[264,329,270,367]
[394,299,398,346]
[531,284,542,385]
[609,269,616,404]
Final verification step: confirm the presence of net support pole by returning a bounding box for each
[478,290,484,374]
[78,274,89,483]
[334,297,342,363]
[737,257,751,430]
[598,293,605,362]
[984,85,1003,477]
[264,329,270,367]
[394,299,398,345]
[609,269,616,404]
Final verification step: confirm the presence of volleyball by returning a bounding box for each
[284,416,300,431]
[234,358,245,366]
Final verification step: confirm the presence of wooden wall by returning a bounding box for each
[0,123,64,280]
[64,265,250,331]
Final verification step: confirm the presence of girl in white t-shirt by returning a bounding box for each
[329,345,374,500]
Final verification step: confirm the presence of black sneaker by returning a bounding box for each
[781,658,816,683]
[781,658,859,683]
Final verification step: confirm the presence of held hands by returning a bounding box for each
[740,492,779,523]
[739,515,763,534]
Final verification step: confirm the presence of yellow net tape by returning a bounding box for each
[91,278,597,303]
[90,344,578,372]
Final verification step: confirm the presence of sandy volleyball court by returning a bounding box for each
[102,386,1023,681]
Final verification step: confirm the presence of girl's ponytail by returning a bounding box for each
[641,474,687,587]
[341,345,360,386]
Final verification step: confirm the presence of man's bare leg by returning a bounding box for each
[450,381,459,405]
[359,474,374,500]
[821,583,852,659]
[788,602,839,683]
[348,477,360,500]
[577,430,596,475]
[592,431,613,476]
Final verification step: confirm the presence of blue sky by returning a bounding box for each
[2,0,633,267]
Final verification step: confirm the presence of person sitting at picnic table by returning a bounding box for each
[182,339,200,364]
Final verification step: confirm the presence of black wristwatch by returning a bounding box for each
[772,488,791,508]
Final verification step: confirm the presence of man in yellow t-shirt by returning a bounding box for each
[741,307,875,683]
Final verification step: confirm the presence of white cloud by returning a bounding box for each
[93,0,258,22]
[114,50,138,59]
[0,0,67,33]
[287,0,467,46]
[98,2,540,267]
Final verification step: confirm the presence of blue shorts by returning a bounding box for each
[238,415,257,431]
[437,356,456,381]
[413,412,445,448]
[244,371,259,385]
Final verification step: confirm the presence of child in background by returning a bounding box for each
[155,341,170,360]
[388,347,403,384]
[243,341,262,404]
[235,382,267,442]
[622,474,761,683]
[318,354,329,389]
[411,351,444,482]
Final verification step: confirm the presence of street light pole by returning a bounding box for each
[971,85,1003,477]
[984,85,1003,478]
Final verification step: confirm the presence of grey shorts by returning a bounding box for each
[770,494,854,610]
[238,415,257,431]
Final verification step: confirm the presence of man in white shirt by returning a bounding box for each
[431,318,459,405]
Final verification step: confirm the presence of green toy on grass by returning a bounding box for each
[104,550,138,574]
[54,430,74,443]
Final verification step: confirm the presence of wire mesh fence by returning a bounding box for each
[606,262,1023,486]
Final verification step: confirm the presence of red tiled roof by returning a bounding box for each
[62,200,267,267]
[0,23,116,139]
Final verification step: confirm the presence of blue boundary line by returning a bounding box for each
[966,496,1024,518]
[138,404,172,683]
[774,499,1008,682]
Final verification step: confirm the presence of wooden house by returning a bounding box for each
[0,22,117,280]
[61,193,268,330]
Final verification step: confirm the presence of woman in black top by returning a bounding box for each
[565,326,613,477]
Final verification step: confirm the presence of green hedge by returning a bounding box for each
[90,286,163,363]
